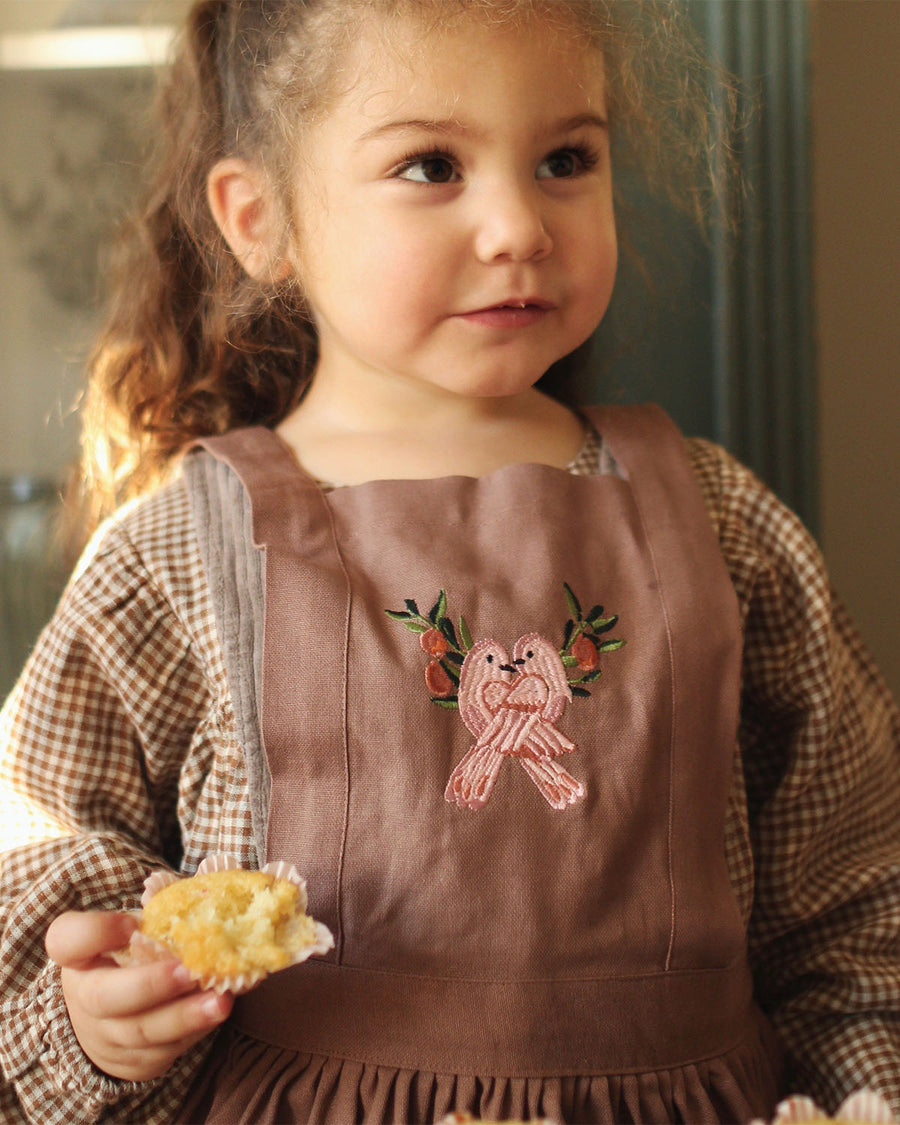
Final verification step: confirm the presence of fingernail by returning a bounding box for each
[201,993,227,1021]
[172,964,194,987]
[121,912,140,934]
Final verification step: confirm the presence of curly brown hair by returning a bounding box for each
[70,0,739,547]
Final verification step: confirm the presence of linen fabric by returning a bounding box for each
[180,404,781,1122]
[1,410,898,1123]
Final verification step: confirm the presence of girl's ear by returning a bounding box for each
[207,158,288,281]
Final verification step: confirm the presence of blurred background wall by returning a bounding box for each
[811,0,900,699]
[0,0,897,700]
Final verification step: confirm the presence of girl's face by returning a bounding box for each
[290,10,617,405]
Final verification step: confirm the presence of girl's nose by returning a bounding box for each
[473,183,553,264]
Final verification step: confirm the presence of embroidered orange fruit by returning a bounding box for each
[572,635,599,671]
[425,659,454,697]
[420,627,450,657]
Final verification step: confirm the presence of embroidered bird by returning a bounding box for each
[445,639,516,809]
[445,633,585,811]
[508,633,585,809]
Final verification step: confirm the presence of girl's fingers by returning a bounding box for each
[81,1011,231,1085]
[48,912,233,1082]
[68,958,199,1020]
[88,1016,228,1084]
[104,988,233,1053]
[46,910,138,968]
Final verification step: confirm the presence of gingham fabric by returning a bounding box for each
[1,432,898,1124]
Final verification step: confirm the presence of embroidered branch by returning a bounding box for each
[559,582,626,697]
[385,590,471,708]
[386,586,625,811]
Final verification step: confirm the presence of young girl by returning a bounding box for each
[1,1,898,1122]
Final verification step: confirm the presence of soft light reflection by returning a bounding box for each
[0,783,66,851]
[0,26,175,71]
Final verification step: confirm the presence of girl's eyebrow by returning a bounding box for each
[554,112,609,133]
[355,111,608,147]
[355,118,468,146]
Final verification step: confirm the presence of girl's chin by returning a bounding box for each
[436,380,548,402]
[422,362,563,401]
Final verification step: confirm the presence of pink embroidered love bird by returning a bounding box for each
[446,633,586,811]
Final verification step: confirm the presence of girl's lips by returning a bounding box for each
[455,300,555,329]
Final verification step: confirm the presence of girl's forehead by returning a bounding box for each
[328,7,606,120]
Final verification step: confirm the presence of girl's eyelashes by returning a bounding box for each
[536,142,602,180]
[393,151,460,184]
[390,141,602,185]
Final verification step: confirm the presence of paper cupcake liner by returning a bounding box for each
[439,1117,558,1125]
[750,1092,898,1125]
[113,854,334,995]
[439,1118,558,1125]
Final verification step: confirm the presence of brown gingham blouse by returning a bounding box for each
[1,431,899,1124]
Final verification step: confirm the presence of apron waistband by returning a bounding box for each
[231,957,757,1076]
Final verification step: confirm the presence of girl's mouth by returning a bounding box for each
[456,298,555,329]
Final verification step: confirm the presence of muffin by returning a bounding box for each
[440,1117,557,1124]
[751,1093,897,1125]
[117,855,333,993]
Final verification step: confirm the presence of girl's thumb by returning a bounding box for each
[45,910,139,968]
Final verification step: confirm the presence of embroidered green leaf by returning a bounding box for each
[591,615,618,634]
[439,618,459,649]
[389,584,623,717]
[563,582,582,620]
[428,590,447,624]
[441,660,461,686]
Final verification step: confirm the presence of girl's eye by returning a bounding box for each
[536,145,599,180]
[396,154,459,184]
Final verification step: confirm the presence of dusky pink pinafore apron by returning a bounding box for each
[182,405,782,1123]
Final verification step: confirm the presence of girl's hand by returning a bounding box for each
[46,910,233,1082]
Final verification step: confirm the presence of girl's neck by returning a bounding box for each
[276,377,585,487]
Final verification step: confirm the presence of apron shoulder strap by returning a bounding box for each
[183,444,269,860]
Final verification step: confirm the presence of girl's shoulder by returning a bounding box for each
[684,435,816,561]
[72,473,191,576]
[683,435,769,530]
[685,436,839,705]
[64,472,211,644]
